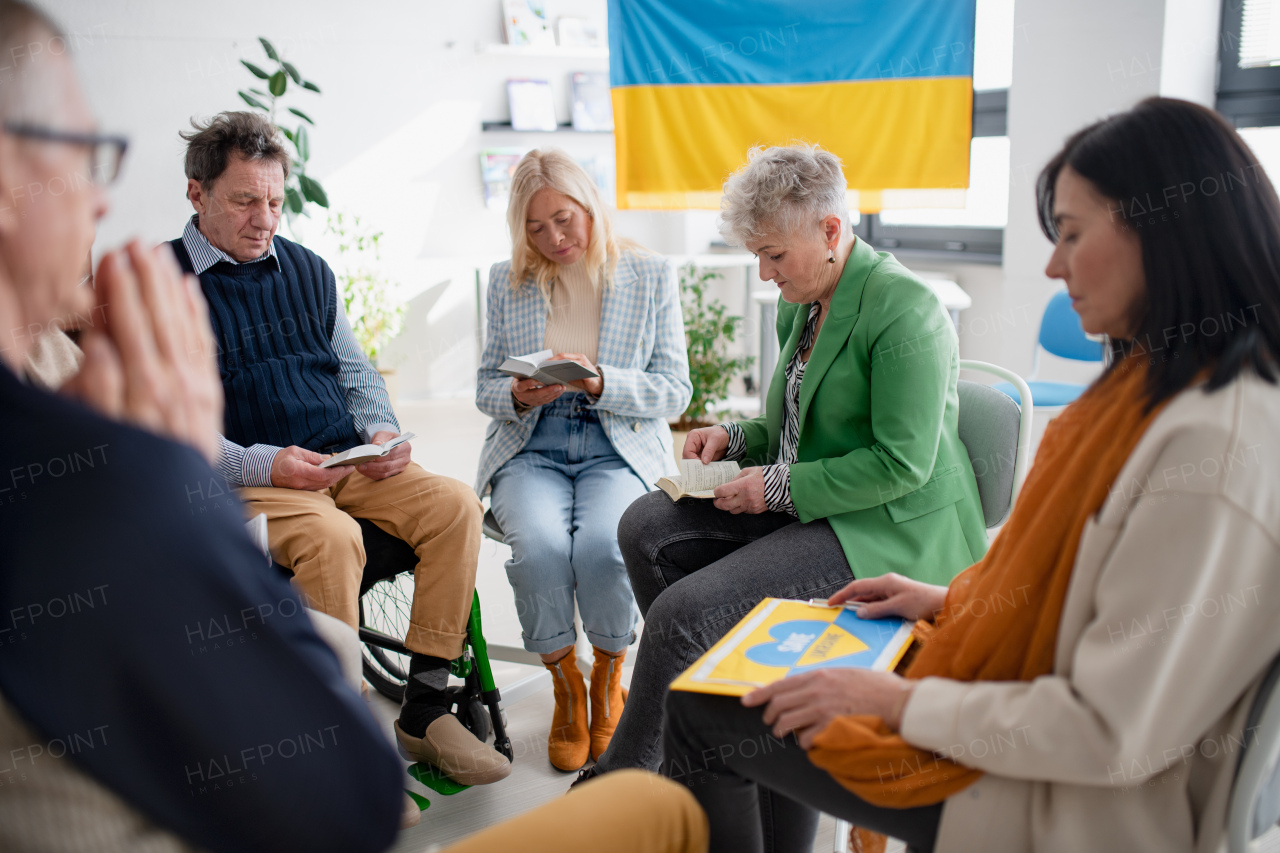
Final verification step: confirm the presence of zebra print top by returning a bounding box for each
[720,302,821,517]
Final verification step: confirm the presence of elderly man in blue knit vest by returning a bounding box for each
[170,111,509,786]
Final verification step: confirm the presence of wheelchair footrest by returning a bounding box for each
[408,762,470,796]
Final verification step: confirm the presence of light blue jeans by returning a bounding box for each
[489,393,646,654]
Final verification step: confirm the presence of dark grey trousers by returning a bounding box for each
[594,490,856,774]
[663,690,942,853]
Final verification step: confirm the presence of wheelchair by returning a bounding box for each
[273,518,514,762]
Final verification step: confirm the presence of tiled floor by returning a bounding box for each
[374,397,835,851]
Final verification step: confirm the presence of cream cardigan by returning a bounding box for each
[901,371,1280,853]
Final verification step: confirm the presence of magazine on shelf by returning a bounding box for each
[502,0,555,47]
[571,71,613,132]
[507,78,558,131]
[480,147,529,209]
[557,17,604,47]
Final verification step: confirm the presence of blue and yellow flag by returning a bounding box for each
[607,0,977,210]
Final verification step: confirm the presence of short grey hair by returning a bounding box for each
[718,143,850,246]
[180,111,290,191]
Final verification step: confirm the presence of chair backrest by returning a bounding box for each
[1039,290,1104,362]
[957,379,1023,528]
[1228,653,1280,852]
[482,509,506,544]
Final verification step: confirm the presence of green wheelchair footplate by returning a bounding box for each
[408,762,470,796]
[404,789,431,811]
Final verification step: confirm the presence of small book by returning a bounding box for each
[502,0,555,47]
[480,147,529,210]
[655,458,741,501]
[571,71,613,132]
[557,16,603,48]
[320,432,416,469]
[670,597,915,697]
[498,349,598,386]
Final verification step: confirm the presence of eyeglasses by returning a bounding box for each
[2,122,129,185]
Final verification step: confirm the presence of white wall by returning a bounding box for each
[46,0,1226,402]
[954,0,1220,393]
[46,0,701,401]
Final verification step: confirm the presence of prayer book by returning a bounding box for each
[655,458,741,501]
[320,432,415,469]
[670,598,915,697]
[498,349,598,386]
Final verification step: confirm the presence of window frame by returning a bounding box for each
[1217,0,1280,127]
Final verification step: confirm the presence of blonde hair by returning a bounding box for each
[506,148,628,296]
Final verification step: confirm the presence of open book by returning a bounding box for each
[320,432,416,469]
[670,597,915,697]
[498,349,598,386]
[655,459,741,501]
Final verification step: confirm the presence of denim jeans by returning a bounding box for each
[594,491,855,773]
[489,394,646,654]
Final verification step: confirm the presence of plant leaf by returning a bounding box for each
[298,174,329,207]
[282,61,302,84]
[301,80,321,93]
[249,87,267,96]
[279,127,295,143]
[294,124,309,161]
[287,106,315,125]
[240,59,270,79]
[268,70,287,97]
[238,90,269,110]
[285,185,303,215]
[259,37,279,61]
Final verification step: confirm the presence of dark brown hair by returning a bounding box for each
[1037,96,1280,409]
[180,111,290,191]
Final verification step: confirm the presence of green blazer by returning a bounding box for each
[737,237,987,586]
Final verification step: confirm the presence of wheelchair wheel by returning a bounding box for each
[456,695,492,743]
[359,575,414,702]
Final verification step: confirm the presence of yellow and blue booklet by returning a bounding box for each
[670,598,915,697]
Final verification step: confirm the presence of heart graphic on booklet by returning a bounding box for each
[743,619,872,672]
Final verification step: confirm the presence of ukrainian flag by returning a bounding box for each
[608,0,977,211]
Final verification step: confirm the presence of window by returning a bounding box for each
[863,0,1012,263]
[880,136,1009,229]
[1218,0,1280,127]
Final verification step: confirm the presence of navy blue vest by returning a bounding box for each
[171,235,361,453]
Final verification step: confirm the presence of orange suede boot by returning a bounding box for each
[544,653,590,772]
[589,647,627,761]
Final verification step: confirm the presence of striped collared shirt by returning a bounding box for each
[720,302,821,517]
[182,217,399,488]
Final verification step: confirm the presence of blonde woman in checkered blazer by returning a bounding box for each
[475,149,691,772]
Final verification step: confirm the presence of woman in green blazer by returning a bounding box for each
[584,144,987,787]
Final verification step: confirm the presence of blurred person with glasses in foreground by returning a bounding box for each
[0,3,404,850]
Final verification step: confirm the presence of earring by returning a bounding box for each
[828,248,836,264]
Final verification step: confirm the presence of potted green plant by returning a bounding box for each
[326,211,404,401]
[237,37,328,230]
[674,263,755,453]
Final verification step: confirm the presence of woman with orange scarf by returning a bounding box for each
[659,97,1280,853]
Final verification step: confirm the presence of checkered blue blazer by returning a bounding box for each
[474,249,691,497]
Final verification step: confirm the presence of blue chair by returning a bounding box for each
[993,290,1104,409]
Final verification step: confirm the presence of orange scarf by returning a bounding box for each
[807,357,1169,808]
